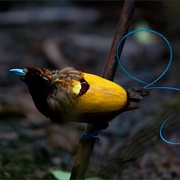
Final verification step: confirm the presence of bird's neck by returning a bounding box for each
[28,86,50,117]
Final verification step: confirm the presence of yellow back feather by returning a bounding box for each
[75,73,127,114]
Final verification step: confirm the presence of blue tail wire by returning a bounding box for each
[159,115,180,145]
[116,29,180,144]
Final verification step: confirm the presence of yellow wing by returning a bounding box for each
[74,73,128,114]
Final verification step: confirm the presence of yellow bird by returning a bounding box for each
[10,67,149,127]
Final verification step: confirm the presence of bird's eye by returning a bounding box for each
[33,70,48,81]
[33,69,41,76]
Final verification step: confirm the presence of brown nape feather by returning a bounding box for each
[51,67,83,81]
[126,88,150,111]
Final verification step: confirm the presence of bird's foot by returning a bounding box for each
[79,123,109,143]
[79,133,100,143]
[79,128,103,143]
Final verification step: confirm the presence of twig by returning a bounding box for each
[42,39,68,69]
[70,0,136,179]
[0,7,99,26]
[102,0,136,80]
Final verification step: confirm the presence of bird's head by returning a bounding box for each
[10,67,53,106]
[10,67,52,94]
[10,67,55,119]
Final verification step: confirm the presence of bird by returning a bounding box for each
[10,67,150,129]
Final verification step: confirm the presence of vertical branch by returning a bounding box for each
[102,0,135,80]
[70,124,97,180]
[70,0,136,179]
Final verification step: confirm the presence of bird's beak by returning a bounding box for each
[10,68,26,77]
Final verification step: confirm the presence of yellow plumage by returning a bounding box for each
[72,80,82,95]
[74,73,127,114]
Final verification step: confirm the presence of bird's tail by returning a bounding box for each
[126,88,150,111]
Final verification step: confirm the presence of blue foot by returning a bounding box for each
[79,125,108,143]
[79,133,100,143]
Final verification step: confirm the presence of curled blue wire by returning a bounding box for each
[160,115,180,145]
[116,29,180,91]
[116,29,180,144]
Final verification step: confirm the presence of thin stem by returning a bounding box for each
[70,1,136,179]
[102,0,135,80]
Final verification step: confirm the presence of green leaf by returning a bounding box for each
[50,169,70,180]
[50,168,103,180]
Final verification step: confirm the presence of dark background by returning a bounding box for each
[0,1,180,179]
